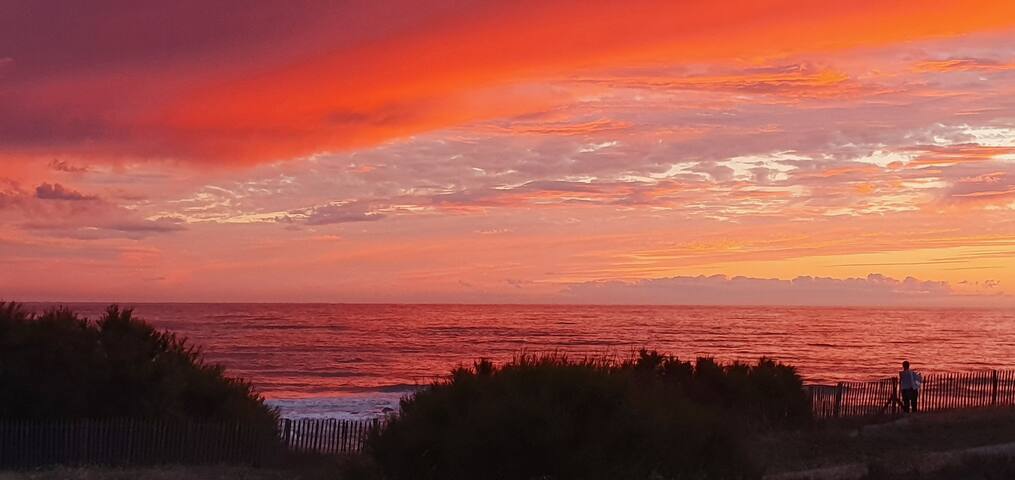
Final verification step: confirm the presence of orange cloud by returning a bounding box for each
[914,58,1015,73]
[3,1,1014,165]
[479,119,632,136]
[162,0,1015,163]
[905,144,1015,167]
[576,64,879,101]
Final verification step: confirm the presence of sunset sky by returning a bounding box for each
[3,1,1015,305]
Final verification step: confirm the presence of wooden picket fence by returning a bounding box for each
[0,417,379,468]
[808,369,1015,418]
[279,418,380,455]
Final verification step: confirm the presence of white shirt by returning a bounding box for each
[900,369,922,390]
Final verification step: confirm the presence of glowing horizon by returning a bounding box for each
[2,1,1015,306]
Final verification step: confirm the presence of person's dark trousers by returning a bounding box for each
[901,388,918,413]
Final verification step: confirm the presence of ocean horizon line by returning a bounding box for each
[17,300,1014,311]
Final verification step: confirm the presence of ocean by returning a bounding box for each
[24,303,1015,419]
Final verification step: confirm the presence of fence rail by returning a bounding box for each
[807,369,1015,418]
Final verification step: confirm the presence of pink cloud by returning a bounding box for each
[0,181,185,239]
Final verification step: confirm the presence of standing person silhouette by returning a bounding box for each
[899,361,922,413]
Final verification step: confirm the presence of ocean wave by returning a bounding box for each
[347,383,422,393]
[267,393,405,420]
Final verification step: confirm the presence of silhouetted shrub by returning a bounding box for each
[0,302,277,430]
[622,352,810,428]
[369,351,809,480]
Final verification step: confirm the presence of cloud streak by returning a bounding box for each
[298,202,387,226]
[564,274,961,306]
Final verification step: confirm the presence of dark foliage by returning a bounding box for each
[0,302,277,429]
[368,350,810,480]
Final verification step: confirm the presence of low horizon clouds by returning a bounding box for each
[563,274,998,307]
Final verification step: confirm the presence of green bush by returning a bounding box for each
[0,302,277,429]
[368,351,810,480]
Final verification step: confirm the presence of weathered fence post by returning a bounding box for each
[833,382,844,418]
[281,418,292,451]
[891,377,899,415]
[992,370,1000,406]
